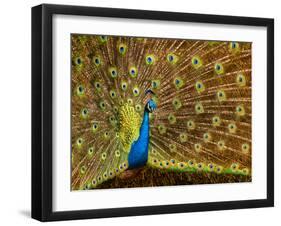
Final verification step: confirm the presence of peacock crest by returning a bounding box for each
[71,34,252,190]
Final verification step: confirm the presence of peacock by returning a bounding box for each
[71,34,252,190]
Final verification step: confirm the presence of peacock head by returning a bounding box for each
[145,90,157,113]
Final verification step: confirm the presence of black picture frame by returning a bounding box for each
[32,4,274,222]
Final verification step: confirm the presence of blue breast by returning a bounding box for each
[128,110,150,169]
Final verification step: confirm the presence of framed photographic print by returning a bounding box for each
[32,4,274,221]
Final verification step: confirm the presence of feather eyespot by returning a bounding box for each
[133,87,140,97]
[99,101,106,111]
[166,53,178,64]
[188,160,195,167]
[168,114,177,124]
[158,124,167,135]
[203,132,212,142]
[216,166,223,174]
[145,54,155,65]
[195,102,204,114]
[228,122,237,134]
[93,56,101,66]
[195,81,205,93]
[88,147,94,156]
[135,104,142,112]
[212,116,221,127]
[151,79,160,89]
[109,90,117,99]
[230,163,239,172]
[94,81,102,92]
[108,67,118,78]
[236,73,246,86]
[242,168,249,175]
[76,138,84,148]
[179,133,188,143]
[172,98,182,110]
[80,166,86,174]
[76,85,85,97]
[98,35,108,43]
[92,122,99,133]
[217,90,227,102]
[187,120,196,130]
[101,152,107,160]
[236,105,245,116]
[229,42,240,54]
[80,108,89,119]
[214,63,224,75]
[194,143,202,153]
[196,163,204,171]
[118,43,127,55]
[115,150,120,157]
[169,144,177,152]
[242,143,250,154]
[191,56,202,69]
[173,77,184,89]
[129,66,138,78]
[208,163,214,172]
[121,81,128,91]
[217,140,225,151]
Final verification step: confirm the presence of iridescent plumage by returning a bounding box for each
[71,35,252,190]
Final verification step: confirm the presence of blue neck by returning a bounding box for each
[128,109,150,169]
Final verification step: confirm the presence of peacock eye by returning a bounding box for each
[121,81,128,91]
[94,81,102,92]
[81,108,89,119]
[191,56,202,69]
[92,122,99,132]
[231,163,238,171]
[174,77,184,89]
[229,42,240,54]
[151,79,160,89]
[158,124,167,135]
[214,63,224,75]
[168,114,176,124]
[76,137,84,148]
[80,166,86,174]
[195,102,204,114]
[167,53,178,64]
[195,81,205,94]
[187,120,195,130]
[242,143,250,153]
[76,85,85,96]
[109,67,118,78]
[242,168,249,175]
[118,43,127,55]
[145,54,155,65]
[115,150,120,157]
[76,58,82,65]
[101,152,107,160]
[228,122,237,134]
[172,98,182,110]
[133,87,140,97]
[179,133,187,143]
[217,140,225,150]
[93,56,101,66]
[99,101,106,110]
[236,105,245,116]
[109,90,116,99]
[129,66,138,78]
[88,147,94,156]
[217,90,226,102]
[212,116,221,127]
[236,73,246,86]
[99,35,108,43]
[135,104,142,112]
